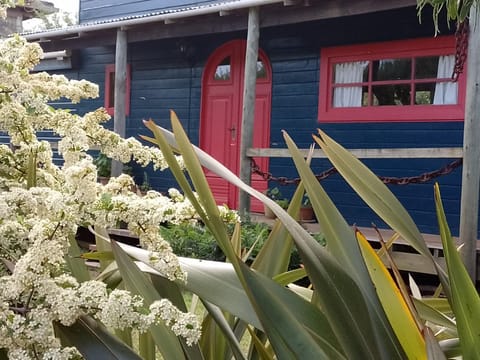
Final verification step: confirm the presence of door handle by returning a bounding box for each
[228,126,236,140]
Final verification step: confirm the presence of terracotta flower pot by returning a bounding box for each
[264,205,276,219]
[299,207,315,222]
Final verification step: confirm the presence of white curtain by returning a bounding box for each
[333,61,368,107]
[433,55,458,104]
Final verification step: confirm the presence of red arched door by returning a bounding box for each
[200,40,271,212]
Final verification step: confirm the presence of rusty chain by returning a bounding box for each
[452,18,469,82]
[250,158,463,186]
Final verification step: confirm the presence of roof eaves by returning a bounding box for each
[23,0,284,41]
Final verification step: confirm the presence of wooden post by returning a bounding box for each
[238,6,260,217]
[459,7,480,281]
[111,28,128,177]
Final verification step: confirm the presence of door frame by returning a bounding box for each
[199,39,272,210]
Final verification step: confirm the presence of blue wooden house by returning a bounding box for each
[25,0,467,236]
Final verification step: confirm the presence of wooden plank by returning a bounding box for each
[247,147,463,159]
[39,31,117,53]
[105,221,480,279]
[111,29,128,177]
[251,213,480,277]
[262,0,416,27]
[459,8,480,281]
[34,58,72,71]
[238,7,260,216]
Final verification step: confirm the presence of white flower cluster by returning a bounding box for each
[150,299,201,346]
[0,28,246,358]
[0,32,231,358]
[96,290,201,345]
[0,278,201,358]
[93,185,204,282]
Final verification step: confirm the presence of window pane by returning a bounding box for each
[372,84,411,105]
[433,80,458,104]
[415,56,439,79]
[333,86,365,107]
[372,58,411,81]
[214,57,231,80]
[108,71,115,107]
[256,60,267,79]
[362,86,369,106]
[333,61,368,84]
[415,83,435,104]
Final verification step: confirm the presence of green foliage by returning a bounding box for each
[265,186,282,200]
[58,111,479,358]
[302,193,311,208]
[160,220,323,271]
[160,220,269,261]
[135,112,480,359]
[160,223,225,261]
[29,8,78,31]
[93,153,111,178]
[54,316,142,360]
[417,0,475,33]
[265,186,289,209]
[139,171,152,192]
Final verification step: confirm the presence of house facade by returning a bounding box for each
[25,0,467,235]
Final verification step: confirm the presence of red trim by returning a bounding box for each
[201,40,272,87]
[104,64,131,116]
[200,40,272,212]
[318,36,466,123]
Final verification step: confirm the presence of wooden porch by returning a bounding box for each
[103,211,480,283]
[249,213,480,281]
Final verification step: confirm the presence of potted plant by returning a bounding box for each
[264,187,289,219]
[137,171,152,195]
[93,153,111,184]
[299,193,315,222]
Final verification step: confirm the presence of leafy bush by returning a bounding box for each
[266,186,289,209]
[93,153,112,178]
[160,219,324,271]
[160,223,225,261]
[160,220,271,262]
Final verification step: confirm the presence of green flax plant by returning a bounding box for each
[128,111,478,359]
[78,110,480,359]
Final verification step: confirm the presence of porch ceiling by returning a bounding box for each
[25,0,416,52]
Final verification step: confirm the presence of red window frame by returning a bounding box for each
[318,36,466,123]
[104,64,131,116]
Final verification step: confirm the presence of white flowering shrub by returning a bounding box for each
[0,13,239,358]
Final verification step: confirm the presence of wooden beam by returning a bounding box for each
[459,7,480,281]
[283,0,301,5]
[38,31,116,52]
[34,58,72,71]
[247,147,463,158]
[238,7,260,216]
[262,0,416,27]
[111,28,128,177]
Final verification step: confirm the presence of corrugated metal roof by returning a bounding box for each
[80,1,234,23]
[80,0,238,24]
[23,0,270,37]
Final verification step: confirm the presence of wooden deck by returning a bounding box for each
[249,213,480,279]
[102,215,480,281]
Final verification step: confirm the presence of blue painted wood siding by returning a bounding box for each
[80,0,226,23]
